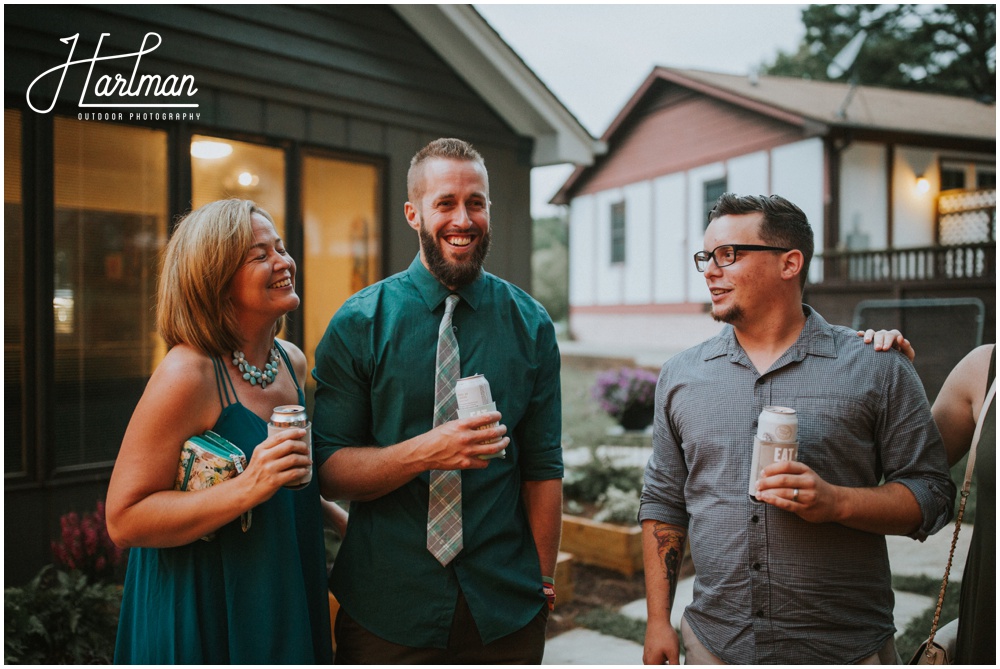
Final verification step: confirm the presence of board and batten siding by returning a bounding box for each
[574,84,804,197]
[569,138,826,310]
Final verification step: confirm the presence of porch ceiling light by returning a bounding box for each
[190,140,233,160]
[237,171,260,187]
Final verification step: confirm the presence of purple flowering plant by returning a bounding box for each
[50,500,124,583]
[590,367,658,419]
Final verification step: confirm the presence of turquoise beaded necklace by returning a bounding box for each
[232,347,280,389]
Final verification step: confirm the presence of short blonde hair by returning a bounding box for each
[157,199,283,355]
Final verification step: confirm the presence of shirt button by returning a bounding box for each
[756,609,765,618]
[751,515,759,523]
[752,562,761,570]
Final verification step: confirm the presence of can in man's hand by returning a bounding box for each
[749,406,798,498]
[456,374,505,460]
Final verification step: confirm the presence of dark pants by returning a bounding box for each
[334,590,548,664]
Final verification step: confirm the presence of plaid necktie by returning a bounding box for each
[427,294,463,566]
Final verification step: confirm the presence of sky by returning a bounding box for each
[473,3,808,217]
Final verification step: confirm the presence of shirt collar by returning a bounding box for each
[406,254,485,312]
[703,305,838,363]
[789,305,838,360]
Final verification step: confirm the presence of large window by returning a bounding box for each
[191,135,286,235]
[7,122,384,475]
[301,154,381,392]
[610,201,626,264]
[52,118,168,469]
[5,110,24,475]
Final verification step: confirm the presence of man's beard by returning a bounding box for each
[711,303,744,325]
[419,223,491,288]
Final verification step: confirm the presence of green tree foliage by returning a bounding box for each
[532,215,569,323]
[765,4,996,101]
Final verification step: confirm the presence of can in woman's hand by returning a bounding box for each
[268,405,312,489]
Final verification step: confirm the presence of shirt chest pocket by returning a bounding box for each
[786,393,881,486]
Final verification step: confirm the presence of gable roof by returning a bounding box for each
[554,66,995,203]
[393,5,603,167]
[652,67,996,140]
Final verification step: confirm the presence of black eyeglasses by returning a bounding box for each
[693,244,791,272]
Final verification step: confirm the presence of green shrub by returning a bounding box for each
[563,456,644,504]
[4,565,122,664]
[593,486,641,524]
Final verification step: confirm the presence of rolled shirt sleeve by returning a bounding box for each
[516,314,563,482]
[874,347,955,540]
[311,292,376,464]
[639,363,691,529]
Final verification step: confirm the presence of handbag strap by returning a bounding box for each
[925,376,996,650]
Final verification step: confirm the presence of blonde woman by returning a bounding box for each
[107,200,332,663]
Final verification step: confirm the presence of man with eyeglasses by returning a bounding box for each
[639,193,955,665]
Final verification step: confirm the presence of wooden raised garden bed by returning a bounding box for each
[561,515,643,577]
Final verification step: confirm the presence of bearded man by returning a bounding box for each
[313,138,563,664]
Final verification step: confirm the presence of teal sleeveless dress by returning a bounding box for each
[115,345,332,664]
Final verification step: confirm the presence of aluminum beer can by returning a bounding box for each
[757,406,798,443]
[455,374,505,459]
[268,405,312,489]
[456,374,492,410]
[750,407,798,498]
[749,438,799,498]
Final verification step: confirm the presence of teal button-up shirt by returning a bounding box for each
[312,256,563,648]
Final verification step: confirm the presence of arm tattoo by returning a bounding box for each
[651,522,686,609]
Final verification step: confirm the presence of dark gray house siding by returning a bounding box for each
[5,4,535,584]
[7,4,533,279]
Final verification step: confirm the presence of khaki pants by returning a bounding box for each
[680,615,900,665]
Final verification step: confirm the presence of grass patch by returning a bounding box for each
[892,573,946,597]
[894,578,961,662]
[575,608,647,645]
[560,364,617,449]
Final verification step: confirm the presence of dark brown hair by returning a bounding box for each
[709,193,813,287]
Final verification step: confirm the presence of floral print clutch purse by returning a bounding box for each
[174,431,250,539]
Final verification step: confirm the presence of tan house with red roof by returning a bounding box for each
[555,67,995,362]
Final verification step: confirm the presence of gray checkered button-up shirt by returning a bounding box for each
[639,306,955,664]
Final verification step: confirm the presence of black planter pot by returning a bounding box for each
[618,404,654,431]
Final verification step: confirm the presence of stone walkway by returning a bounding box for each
[543,525,971,664]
